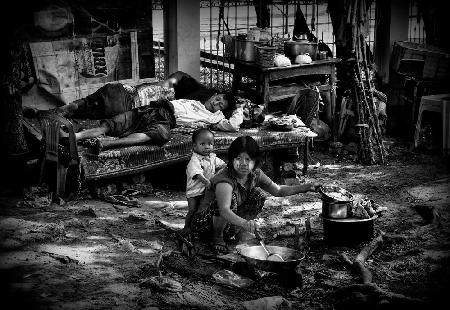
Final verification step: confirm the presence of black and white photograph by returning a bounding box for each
[0,0,448,309]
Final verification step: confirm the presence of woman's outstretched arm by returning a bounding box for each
[263,181,320,197]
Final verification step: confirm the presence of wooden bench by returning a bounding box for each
[79,127,317,184]
[27,110,317,201]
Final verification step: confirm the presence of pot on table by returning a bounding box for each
[284,40,318,62]
[235,38,262,62]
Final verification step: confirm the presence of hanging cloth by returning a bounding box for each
[293,2,314,41]
[217,0,231,50]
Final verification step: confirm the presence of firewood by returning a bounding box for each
[339,252,354,268]
[383,233,407,243]
[339,232,385,284]
[305,217,311,243]
[353,260,372,284]
[355,231,385,264]
[291,218,311,251]
[332,231,426,309]
[331,283,427,309]
[41,251,79,264]
[293,224,300,249]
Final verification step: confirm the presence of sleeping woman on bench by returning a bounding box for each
[29,71,244,152]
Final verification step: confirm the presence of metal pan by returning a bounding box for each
[318,185,353,203]
[322,215,377,245]
[238,245,305,273]
[318,185,354,219]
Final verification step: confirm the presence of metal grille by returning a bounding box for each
[152,1,377,89]
[408,0,426,44]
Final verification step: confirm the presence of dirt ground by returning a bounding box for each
[0,137,449,310]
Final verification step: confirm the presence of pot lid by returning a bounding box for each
[285,40,317,45]
[320,185,353,202]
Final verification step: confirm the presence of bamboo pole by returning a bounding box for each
[354,25,374,163]
[360,34,386,163]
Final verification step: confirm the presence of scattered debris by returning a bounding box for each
[264,197,291,208]
[18,185,53,208]
[330,283,426,309]
[76,207,97,217]
[140,276,182,292]
[125,214,148,223]
[412,204,443,228]
[142,200,173,210]
[106,230,140,253]
[212,269,254,288]
[41,251,79,264]
[154,218,196,257]
[242,296,292,310]
[104,194,141,207]
[0,218,65,249]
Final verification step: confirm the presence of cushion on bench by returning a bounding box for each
[80,127,316,181]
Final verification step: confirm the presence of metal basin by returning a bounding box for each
[284,40,318,62]
[320,185,354,219]
[238,245,305,273]
[322,215,376,245]
[322,199,351,218]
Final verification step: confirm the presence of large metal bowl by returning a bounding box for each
[284,40,318,61]
[322,215,377,245]
[238,245,305,273]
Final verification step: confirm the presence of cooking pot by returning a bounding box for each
[238,245,305,273]
[235,39,261,62]
[319,185,354,219]
[322,216,376,246]
[284,41,318,62]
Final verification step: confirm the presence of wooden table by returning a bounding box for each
[232,58,340,136]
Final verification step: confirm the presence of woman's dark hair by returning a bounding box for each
[192,128,214,143]
[222,91,237,119]
[172,74,201,99]
[227,136,261,171]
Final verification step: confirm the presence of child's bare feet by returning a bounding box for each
[209,235,229,253]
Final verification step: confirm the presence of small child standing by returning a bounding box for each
[182,128,226,235]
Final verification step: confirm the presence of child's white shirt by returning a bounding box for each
[186,152,226,198]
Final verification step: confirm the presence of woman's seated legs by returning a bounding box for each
[212,215,229,251]
[191,187,267,252]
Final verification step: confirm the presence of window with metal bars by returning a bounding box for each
[152,1,377,89]
[408,0,426,44]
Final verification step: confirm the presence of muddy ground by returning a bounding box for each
[0,138,449,310]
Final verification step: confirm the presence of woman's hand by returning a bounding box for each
[309,182,322,192]
[243,220,258,234]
